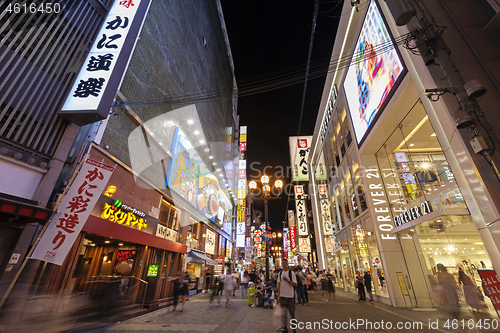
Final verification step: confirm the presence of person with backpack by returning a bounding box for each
[293,267,306,305]
[277,259,297,333]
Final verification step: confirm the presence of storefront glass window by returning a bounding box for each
[376,102,467,216]
[411,216,497,316]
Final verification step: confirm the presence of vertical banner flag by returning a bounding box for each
[294,185,308,236]
[236,126,247,248]
[32,158,115,265]
[318,185,333,235]
[289,136,312,182]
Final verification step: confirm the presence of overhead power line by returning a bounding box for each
[114,31,415,108]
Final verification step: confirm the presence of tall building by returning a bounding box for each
[0,0,238,323]
[308,0,500,315]
[0,0,114,301]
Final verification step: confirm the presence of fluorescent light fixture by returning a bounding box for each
[187,119,194,125]
[194,130,200,135]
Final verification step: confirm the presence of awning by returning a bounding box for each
[0,194,53,223]
[187,250,217,265]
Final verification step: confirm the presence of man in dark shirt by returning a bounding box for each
[363,271,374,302]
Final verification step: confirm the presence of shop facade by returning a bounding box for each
[309,0,500,314]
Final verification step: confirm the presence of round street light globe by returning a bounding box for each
[263,185,271,192]
[275,179,283,188]
[261,175,269,184]
[278,233,282,237]
[249,180,257,189]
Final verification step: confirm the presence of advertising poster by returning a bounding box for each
[115,249,137,275]
[478,270,500,309]
[166,127,232,224]
[344,0,404,144]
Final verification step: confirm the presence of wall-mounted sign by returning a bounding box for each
[32,158,115,266]
[205,229,216,255]
[59,0,151,126]
[102,201,147,230]
[396,272,409,296]
[393,201,433,227]
[147,264,159,277]
[294,185,308,236]
[298,237,311,253]
[320,85,338,143]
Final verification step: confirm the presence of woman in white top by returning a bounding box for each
[240,270,250,298]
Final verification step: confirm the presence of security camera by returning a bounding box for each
[464,79,486,99]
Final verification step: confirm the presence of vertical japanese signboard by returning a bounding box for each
[298,237,311,253]
[236,126,247,248]
[32,158,115,265]
[287,210,297,255]
[318,185,333,236]
[289,136,311,182]
[294,185,308,236]
[59,0,151,126]
[205,229,216,255]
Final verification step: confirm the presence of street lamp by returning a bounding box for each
[248,175,283,282]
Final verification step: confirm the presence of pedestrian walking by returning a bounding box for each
[435,263,460,318]
[218,274,224,295]
[223,270,235,306]
[171,271,181,311]
[232,270,239,296]
[327,274,336,302]
[364,271,374,302]
[276,259,297,333]
[209,275,221,306]
[240,270,250,298]
[178,271,190,312]
[205,270,212,293]
[356,271,365,301]
[292,267,306,305]
[320,271,328,301]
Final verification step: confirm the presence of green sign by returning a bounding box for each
[147,264,159,277]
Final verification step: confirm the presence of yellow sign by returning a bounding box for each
[102,202,147,230]
[240,134,247,142]
[396,272,409,296]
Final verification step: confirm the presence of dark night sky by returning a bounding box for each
[220,1,344,230]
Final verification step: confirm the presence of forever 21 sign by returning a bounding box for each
[393,201,433,227]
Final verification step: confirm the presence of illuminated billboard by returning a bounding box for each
[166,127,232,224]
[344,0,405,145]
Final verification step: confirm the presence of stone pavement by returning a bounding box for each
[85,289,498,333]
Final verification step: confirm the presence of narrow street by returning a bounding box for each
[88,289,494,333]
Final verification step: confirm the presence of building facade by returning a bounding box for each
[308,0,500,316]
[0,0,238,321]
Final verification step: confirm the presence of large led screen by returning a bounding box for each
[166,127,232,225]
[344,0,404,144]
